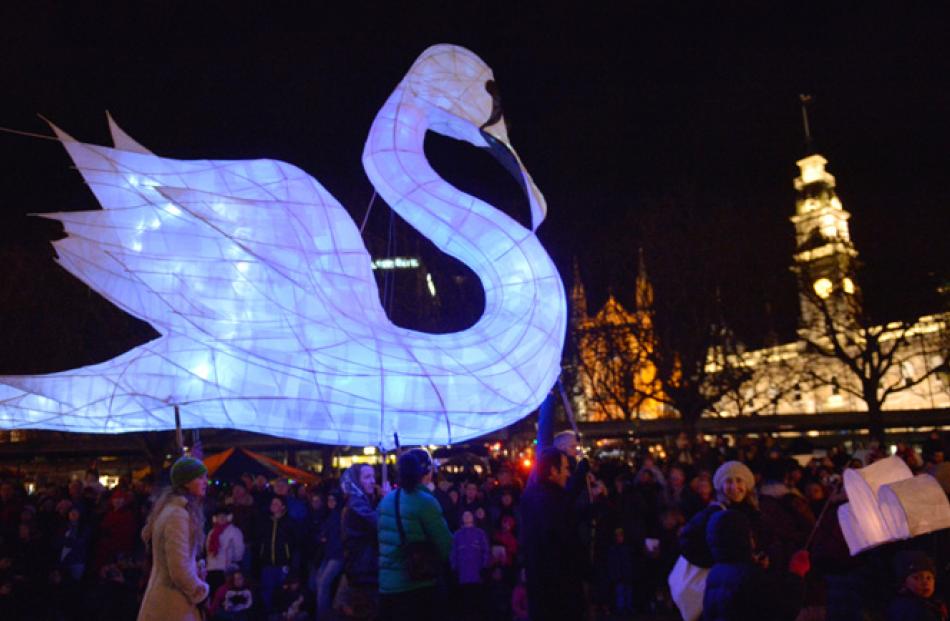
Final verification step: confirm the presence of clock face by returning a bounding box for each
[813,278,833,299]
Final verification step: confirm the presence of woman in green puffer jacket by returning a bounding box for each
[376,448,452,621]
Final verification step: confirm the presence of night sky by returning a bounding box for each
[1,3,948,370]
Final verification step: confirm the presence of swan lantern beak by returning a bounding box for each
[406,45,548,230]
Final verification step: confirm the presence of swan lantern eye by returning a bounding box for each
[482,80,504,130]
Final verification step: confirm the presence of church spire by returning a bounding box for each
[570,257,588,327]
[635,248,654,313]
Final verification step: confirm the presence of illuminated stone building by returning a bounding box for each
[568,253,674,421]
[710,150,949,418]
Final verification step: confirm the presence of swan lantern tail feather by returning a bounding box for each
[0,45,567,448]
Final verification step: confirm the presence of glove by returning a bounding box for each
[788,549,810,578]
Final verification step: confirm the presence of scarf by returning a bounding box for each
[207,522,229,557]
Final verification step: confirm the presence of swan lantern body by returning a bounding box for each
[0,45,567,448]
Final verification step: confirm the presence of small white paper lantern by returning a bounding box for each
[842,455,912,548]
[878,474,950,540]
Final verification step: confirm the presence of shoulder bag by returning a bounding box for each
[395,488,441,581]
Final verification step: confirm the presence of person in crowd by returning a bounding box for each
[269,572,310,621]
[511,567,529,621]
[259,494,301,613]
[702,509,809,621]
[228,482,257,534]
[607,527,634,615]
[209,569,253,621]
[492,514,518,568]
[314,492,343,618]
[683,474,716,518]
[93,488,138,573]
[376,449,452,621]
[205,506,246,596]
[137,456,210,621]
[489,488,518,532]
[337,463,385,620]
[888,550,948,621]
[272,479,308,524]
[552,430,591,502]
[457,481,487,531]
[53,504,90,582]
[758,457,815,574]
[491,466,522,505]
[662,464,690,512]
[679,460,761,571]
[520,446,587,621]
[450,509,491,619]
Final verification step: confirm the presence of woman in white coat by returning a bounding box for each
[138,456,211,621]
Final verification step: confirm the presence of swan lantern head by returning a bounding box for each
[0,44,567,449]
[399,45,547,231]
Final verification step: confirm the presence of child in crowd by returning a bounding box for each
[511,567,529,621]
[210,569,254,621]
[451,509,491,620]
[205,507,246,596]
[607,527,634,615]
[268,572,309,621]
[889,550,948,621]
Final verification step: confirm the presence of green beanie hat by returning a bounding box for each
[170,456,208,488]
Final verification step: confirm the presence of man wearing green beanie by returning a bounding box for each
[138,456,209,621]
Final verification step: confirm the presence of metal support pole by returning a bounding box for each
[174,405,184,457]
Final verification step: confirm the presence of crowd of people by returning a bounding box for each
[1,430,949,620]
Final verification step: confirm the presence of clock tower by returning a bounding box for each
[790,151,860,335]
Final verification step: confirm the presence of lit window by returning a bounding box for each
[813,278,833,298]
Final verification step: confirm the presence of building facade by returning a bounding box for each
[710,151,949,418]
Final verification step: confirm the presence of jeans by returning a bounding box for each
[316,557,344,618]
[261,564,287,612]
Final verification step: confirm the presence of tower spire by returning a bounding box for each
[799,94,814,153]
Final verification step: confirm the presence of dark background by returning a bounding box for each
[1,2,947,372]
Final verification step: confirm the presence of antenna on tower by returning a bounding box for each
[799,94,814,151]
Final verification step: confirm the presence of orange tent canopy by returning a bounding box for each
[203,447,319,485]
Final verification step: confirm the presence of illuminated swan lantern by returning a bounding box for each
[0,45,566,448]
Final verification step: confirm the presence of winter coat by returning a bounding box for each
[342,491,379,586]
[887,593,949,621]
[680,501,760,569]
[258,512,300,569]
[137,496,210,621]
[55,520,91,567]
[377,486,452,594]
[519,479,587,621]
[94,506,138,570]
[701,509,802,621]
[319,507,343,561]
[451,525,490,584]
[205,522,245,572]
[607,542,634,583]
[757,483,815,573]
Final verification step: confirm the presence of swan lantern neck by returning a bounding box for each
[0,44,567,449]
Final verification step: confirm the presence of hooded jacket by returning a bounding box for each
[702,510,802,621]
[340,465,380,586]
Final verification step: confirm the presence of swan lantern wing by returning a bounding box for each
[0,45,566,448]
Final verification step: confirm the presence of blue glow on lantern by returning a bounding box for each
[0,45,566,448]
